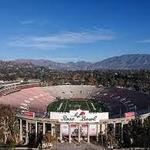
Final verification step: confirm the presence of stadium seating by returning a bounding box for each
[43,85,100,99]
[93,87,150,116]
[0,85,150,117]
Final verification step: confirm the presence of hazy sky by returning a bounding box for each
[0,0,150,62]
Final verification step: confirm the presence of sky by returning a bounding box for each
[0,0,150,62]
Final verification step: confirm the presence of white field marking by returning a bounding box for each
[64,100,68,112]
[86,101,91,111]
[99,107,102,112]
[91,102,96,111]
[58,103,63,111]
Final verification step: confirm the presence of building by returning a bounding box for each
[49,109,109,143]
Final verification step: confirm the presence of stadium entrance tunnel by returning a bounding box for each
[20,120,56,148]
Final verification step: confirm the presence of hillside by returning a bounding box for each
[3,54,150,70]
[92,54,150,70]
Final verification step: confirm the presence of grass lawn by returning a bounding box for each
[47,99,106,112]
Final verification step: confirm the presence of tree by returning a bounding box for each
[122,117,150,148]
[0,104,19,145]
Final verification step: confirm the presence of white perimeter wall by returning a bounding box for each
[49,109,109,123]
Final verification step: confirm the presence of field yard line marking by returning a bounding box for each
[91,102,96,111]
[58,102,63,111]
[86,101,91,111]
[64,100,68,112]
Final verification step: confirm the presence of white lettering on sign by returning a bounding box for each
[62,115,75,121]
[61,114,97,122]
[49,109,109,123]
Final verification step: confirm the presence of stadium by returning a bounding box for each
[0,83,150,148]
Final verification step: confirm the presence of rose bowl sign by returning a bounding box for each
[49,109,109,123]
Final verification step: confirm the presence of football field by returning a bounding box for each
[47,99,105,112]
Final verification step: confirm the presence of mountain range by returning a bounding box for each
[8,54,150,70]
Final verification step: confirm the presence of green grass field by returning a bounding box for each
[47,99,106,112]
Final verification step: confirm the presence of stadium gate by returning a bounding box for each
[49,109,109,143]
